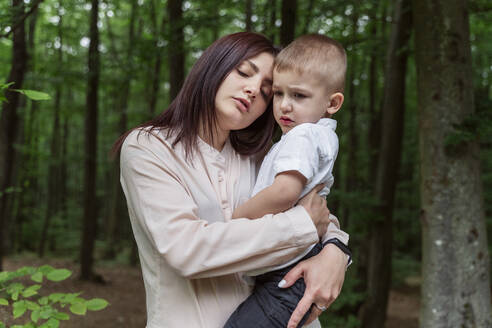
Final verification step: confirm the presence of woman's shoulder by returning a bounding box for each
[121,127,177,162]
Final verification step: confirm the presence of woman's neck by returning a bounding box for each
[198,126,229,152]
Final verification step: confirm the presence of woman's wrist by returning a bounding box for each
[321,239,352,267]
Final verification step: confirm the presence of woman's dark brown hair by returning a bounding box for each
[112,32,279,159]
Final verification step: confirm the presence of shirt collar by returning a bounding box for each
[317,118,337,131]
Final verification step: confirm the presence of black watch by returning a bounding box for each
[322,238,352,265]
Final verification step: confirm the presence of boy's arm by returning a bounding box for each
[232,171,307,220]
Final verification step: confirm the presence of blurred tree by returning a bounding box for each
[168,0,184,100]
[104,0,138,260]
[414,0,492,326]
[359,0,412,327]
[0,0,29,271]
[245,0,253,31]
[280,0,296,46]
[39,2,64,258]
[81,0,100,281]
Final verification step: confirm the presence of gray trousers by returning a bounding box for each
[224,243,323,328]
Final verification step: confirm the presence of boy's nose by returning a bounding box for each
[280,98,292,112]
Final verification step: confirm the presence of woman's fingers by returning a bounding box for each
[312,183,325,193]
[278,262,304,289]
[287,294,314,328]
[304,306,322,325]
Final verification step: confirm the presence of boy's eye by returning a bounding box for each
[273,91,283,97]
[293,93,306,99]
[237,69,249,77]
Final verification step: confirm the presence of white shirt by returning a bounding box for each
[120,128,348,328]
[250,118,339,273]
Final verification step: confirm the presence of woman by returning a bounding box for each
[115,32,349,328]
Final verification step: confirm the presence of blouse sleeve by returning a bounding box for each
[120,132,320,279]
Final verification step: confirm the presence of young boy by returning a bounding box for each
[224,34,349,328]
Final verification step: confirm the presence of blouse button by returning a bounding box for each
[218,175,224,182]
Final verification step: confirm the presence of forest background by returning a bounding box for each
[0,0,491,327]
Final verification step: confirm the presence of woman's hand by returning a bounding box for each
[298,184,330,239]
[279,243,347,328]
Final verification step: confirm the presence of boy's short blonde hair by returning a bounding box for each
[274,34,347,93]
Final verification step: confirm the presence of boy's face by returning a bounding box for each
[272,69,331,134]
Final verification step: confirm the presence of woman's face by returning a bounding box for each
[214,52,274,137]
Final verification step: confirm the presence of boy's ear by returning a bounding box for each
[326,92,344,116]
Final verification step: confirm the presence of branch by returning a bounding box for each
[0,0,44,39]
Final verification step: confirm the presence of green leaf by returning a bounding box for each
[40,306,54,319]
[0,323,4,328]
[22,284,41,298]
[69,302,87,315]
[22,323,36,328]
[0,298,8,306]
[86,298,109,311]
[13,301,27,319]
[38,296,49,305]
[12,89,51,101]
[31,309,40,323]
[0,82,14,90]
[48,293,64,303]
[46,269,71,282]
[38,265,54,275]
[31,272,43,283]
[7,282,25,295]
[25,300,40,310]
[0,272,9,282]
[53,311,70,320]
[44,318,60,328]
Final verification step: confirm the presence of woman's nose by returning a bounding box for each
[244,80,261,98]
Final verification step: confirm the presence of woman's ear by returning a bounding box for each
[326,92,344,116]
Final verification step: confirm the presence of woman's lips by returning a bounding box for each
[233,97,249,112]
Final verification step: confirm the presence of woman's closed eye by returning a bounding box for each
[261,87,272,100]
[237,69,249,77]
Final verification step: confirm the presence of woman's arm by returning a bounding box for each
[231,171,306,219]
[120,132,328,279]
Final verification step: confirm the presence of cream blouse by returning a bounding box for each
[120,128,349,328]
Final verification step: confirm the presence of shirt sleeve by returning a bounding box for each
[273,125,335,182]
[120,132,320,279]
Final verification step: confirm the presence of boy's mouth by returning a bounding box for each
[279,116,294,125]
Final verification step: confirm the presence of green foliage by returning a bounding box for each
[0,266,109,328]
[0,82,51,103]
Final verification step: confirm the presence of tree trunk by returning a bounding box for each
[359,1,412,327]
[342,8,360,230]
[414,0,492,326]
[105,0,137,259]
[301,0,315,34]
[80,0,100,280]
[167,0,184,101]
[280,0,296,46]
[148,0,166,117]
[245,0,253,31]
[0,0,28,271]
[39,7,63,258]
[267,0,277,43]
